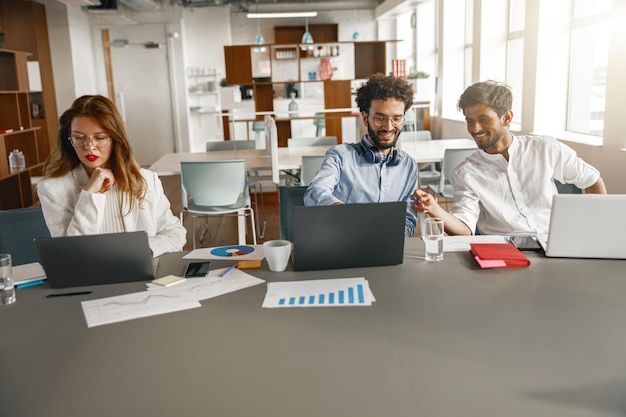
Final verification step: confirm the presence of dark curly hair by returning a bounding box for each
[457,80,512,117]
[355,73,414,114]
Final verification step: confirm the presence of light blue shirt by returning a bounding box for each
[304,137,419,237]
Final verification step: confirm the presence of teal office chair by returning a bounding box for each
[0,206,50,266]
[399,130,441,186]
[300,155,326,186]
[205,140,256,152]
[402,107,416,131]
[278,185,308,242]
[251,120,265,148]
[287,136,337,147]
[180,160,257,248]
[313,112,325,136]
[205,140,266,238]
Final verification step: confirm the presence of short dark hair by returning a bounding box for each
[355,73,414,114]
[457,80,512,118]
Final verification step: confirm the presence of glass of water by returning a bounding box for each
[0,253,16,305]
[424,218,444,262]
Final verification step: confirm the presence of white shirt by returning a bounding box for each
[304,137,419,237]
[450,135,600,235]
[37,166,187,257]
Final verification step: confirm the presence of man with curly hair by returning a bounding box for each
[304,73,419,237]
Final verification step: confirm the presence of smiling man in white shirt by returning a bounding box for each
[411,80,607,236]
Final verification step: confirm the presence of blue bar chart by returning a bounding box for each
[263,277,374,308]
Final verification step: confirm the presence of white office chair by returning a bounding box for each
[180,160,257,248]
[427,148,477,199]
[287,136,337,147]
[300,155,326,186]
[398,130,441,187]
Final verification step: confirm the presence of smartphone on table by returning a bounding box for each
[184,262,211,278]
[510,235,543,252]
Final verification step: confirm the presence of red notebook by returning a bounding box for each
[470,243,530,268]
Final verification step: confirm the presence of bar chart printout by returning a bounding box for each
[262,277,374,308]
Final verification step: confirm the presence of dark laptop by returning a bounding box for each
[292,202,406,271]
[35,231,155,288]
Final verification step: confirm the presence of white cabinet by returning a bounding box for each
[186,67,223,151]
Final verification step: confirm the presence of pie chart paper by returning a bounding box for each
[183,245,265,261]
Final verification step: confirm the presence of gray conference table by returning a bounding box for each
[2,238,626,417]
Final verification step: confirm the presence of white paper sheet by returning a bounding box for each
[81,286,201,328]
[442,235,509,252]
[263,277,375,308]
[146,267,265,301]
[12,262,46,284]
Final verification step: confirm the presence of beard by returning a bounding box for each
[475,130,505,151]
[367,122,400,150]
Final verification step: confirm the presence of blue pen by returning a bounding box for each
[220,263,238,277]
[16,279,45,289]
[408,198,420,204]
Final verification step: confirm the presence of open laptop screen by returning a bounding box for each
[35,231,155,288]
[543,194,626,259]
[292,202,406,271]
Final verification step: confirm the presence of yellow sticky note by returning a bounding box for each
[151,275,186,287]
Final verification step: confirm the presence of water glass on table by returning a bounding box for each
[424,218,444,262]
[0,253,16,305]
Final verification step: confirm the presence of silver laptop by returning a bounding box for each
[540,194,626,259]
[35,231,156,288]
[292,202,406,271]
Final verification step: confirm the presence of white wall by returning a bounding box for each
[37,0,100,114]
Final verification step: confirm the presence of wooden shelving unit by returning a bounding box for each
[0,0,57,209]
[223,24,395,145]
[0,49,43,209]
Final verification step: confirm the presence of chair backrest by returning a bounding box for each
[402,108,416,129]
[554,180,582,194]
[0,206,50,266]
[180,160,248,207]
[206,140,256,152]
[278,186,308,241]
[399,130,432,143]
[313,112,325,128]
[287,136,338,147]
[251,120,265,132]
[300,155,326,186]
[435,148,477,194]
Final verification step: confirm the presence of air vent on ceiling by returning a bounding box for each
[118,0,162,11]
[56,0,101,5]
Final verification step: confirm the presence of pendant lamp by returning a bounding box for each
[352,0,359,41]
[301,0,314,44]
[254,0,265,45]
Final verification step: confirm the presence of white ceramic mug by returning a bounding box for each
[263,240,292,272]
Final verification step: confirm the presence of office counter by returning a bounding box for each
[2,239,626,417]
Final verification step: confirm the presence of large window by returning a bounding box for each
[415,0,436,105]
[567,0,612,137]
[440,0,472,119]
[506,0,526,130]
